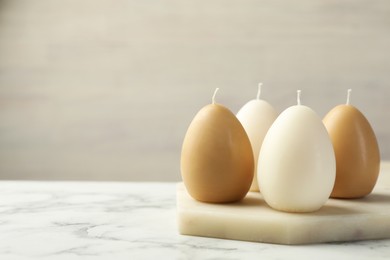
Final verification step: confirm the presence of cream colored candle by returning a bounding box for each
[258,90,335,213]
[323,89,380,198]
[181,89,254,203]
[236,83,278,192]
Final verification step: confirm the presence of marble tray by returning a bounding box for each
[177,168,390,245]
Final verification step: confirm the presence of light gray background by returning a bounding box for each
[0,0,389,181]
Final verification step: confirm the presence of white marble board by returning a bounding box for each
[177,165,390,245]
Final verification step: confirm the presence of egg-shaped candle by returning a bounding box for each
[323,89,380,198]
[237,83,278,192]
[258,90,336,213]
[181,89,254,203]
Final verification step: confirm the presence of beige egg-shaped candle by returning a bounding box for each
[323,89,380,198]
[236,83,278,192]
[258,90,335,213]
[181,89,254,203]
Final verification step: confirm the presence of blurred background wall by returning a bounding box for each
[0,0,389,181]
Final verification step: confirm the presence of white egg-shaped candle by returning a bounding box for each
[237,83,278,191]
[258,90,336,213]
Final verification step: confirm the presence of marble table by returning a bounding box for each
[0,178,390,259]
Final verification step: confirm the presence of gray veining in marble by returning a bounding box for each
[0,181,389,260]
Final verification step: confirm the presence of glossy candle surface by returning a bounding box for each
[237,85,277,192]
[323,95,380,198]
[181,90,254,203]
[258,91,335,213]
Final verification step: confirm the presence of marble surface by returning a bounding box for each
[0,182,389,259]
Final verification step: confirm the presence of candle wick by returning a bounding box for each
[212,88,219,104]
[257,83,263,100]
[297,90,302,105]
[346,89,352,105]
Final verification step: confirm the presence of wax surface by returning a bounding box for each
[181,103,254,203]
[237,99,277,191]
[258,105,335,212]
[323,105,380,198]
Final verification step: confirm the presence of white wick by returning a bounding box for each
[297,90,302,105]
[346,89,352,105]
[212,88,219,104]
[257,83,263,100]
